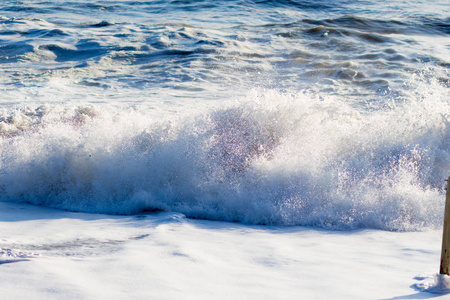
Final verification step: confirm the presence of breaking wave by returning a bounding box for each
[1,80,448,231]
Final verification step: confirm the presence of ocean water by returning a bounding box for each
[0,0,449,230]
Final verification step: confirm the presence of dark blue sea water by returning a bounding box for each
[0,0,449,230]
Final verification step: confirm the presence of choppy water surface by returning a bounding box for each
[0,0,449,230]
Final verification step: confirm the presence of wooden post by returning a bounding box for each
[440,177,450,275]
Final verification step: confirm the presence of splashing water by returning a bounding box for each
[1,76,448,231]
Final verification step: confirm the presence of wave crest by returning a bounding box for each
[0,88,448,230]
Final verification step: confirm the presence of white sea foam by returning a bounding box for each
[1,80,448,230]
[0,200,443,300]
[414,274,450,294]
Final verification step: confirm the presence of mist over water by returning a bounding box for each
[0,0,449,230]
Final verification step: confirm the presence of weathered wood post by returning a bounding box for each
[440,177,450,275]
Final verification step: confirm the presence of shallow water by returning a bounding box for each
[0,0,449,230]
